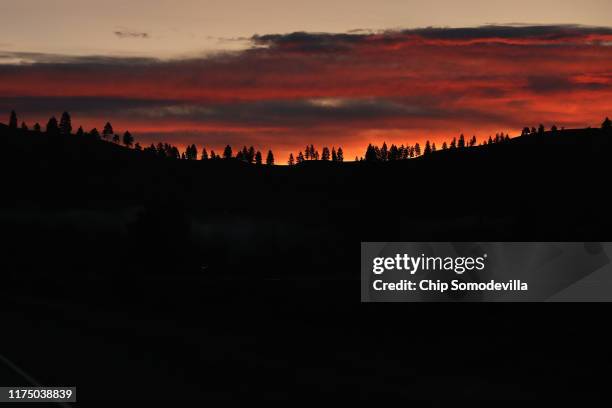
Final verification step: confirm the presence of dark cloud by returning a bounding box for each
[0,51,158,66]
[403,24,612,40]
[526,76,610,93]
[252,24,612,52]
[114,30,150,39]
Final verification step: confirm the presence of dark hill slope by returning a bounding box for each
[1,124,611,278]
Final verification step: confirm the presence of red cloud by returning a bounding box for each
[2,25,612,161]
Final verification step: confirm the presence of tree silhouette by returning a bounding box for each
[223,145,233,159]
[123,131,134,147]
[458,134,465,148]
[103,122,114,140]
[469,135,477,147]
[450,137,456,149]
[186,144,197,160]
[90,128,100,139]
[331,147,337,162]
[551,125,558,132]
[380,142,388,161]
[522,127,531,136]
[414,143,421,156]
[365,144,377,162]
[602,117,611,130]
[321,147,330,161]
[134,142,142,151]
[247,146,255,163]
[304,145,310,160]
[432,142,437,152]
[424,140,432,155]
[337,147,344,162]
[442,141,448,150]
[201,148,208,160]
[21,122,28,131]
[8,110,17,129]
[76,126,84,137]
[538,124,545,136]
[266,150,274,165]
[238,146,247,162]
[113,134,120,143]
[59,112,72,135]
[236,150,245,161]
[33,123,41,132]
[389,144,399,160]
[288,153,295,166]
[46,117,59,135]
[297,151,304,163]
[255,151,262,165]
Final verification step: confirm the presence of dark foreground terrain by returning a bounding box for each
[1,124,612,405]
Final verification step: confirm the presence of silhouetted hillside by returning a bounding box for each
[2,122,612,282]
[2,122,612,406]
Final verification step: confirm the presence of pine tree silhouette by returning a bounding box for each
[21,122,28,131]
[247,146,255,163]
[201,148,208,160]
[458,134,465,148]
[602,117,611,130]
[337,147,344,162]
[380,142,388,161]
[123,131,134,147]
[255,151,262,165]
[321,147,330,161]
[103,122,114,139]
[113,134,120,143]
[8,110,17,129]
[33,123,41,132]
[297,151,304,163]
[288,153,295,166]
[365,144,378,162]
[266,150,274,165]
[76,126,84,137]
[90,128,100,139]
[223,145,233,159]
[59,112,72,135]
[46,117,59,135]
[424,140,432,155]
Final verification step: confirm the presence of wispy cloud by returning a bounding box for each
[114,30,150,39]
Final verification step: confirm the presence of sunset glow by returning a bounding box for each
[2,23,612,160]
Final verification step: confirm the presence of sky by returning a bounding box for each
[1,1,612,160]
